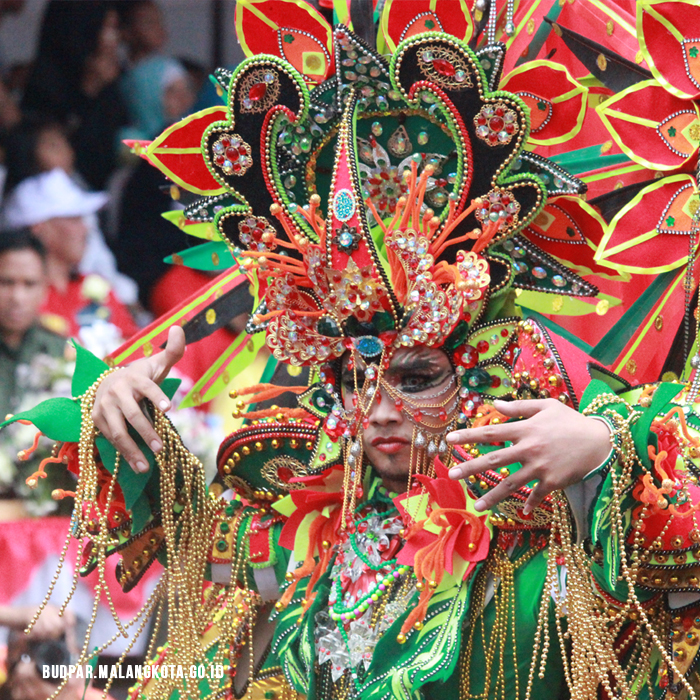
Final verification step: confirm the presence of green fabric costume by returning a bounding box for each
[6,2,700,699]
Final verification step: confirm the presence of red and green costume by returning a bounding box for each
[6,1,700,698]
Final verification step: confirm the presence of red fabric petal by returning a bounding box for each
[613,261,697,383]
[235,0,333,82]
[502,1,561,77]
[641,0,700,100]
[574,159,659,200]
[537,1,647,80]
[597,175,697,272]
[395,529,435,567]
[380,0,473,51]
[599,81,699,169]
[152,152,223,193]
[501,62,587,143]
[523,196,611,277]
[536,86,618,161]
[147,107,228,194]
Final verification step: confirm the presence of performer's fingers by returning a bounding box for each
[522,480,551,515]
[103,406,150,473]
[492,398,549,418]
[136,375,172,416]
[471,469,531,512]
[448,444,523,480]
[122,394,164,451]
[446,421,521,447]
[151,326,186,387]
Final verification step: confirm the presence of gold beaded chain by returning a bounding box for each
[524,396,699,700]
[27,368,273,700]
[459,542,540,700]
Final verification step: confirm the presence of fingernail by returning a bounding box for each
[159,400,170,410]
[446,433,458,443]
[523,505,532,515]
[448,467,462,479]
[135,461,148,473]
[150,440,162,452]
[474,499,486,512]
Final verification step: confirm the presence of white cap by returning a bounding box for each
[1,168,109,228]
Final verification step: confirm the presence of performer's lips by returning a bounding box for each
[371,436,409,454]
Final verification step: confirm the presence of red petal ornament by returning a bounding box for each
[146,106,228,195]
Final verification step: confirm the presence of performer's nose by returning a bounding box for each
[368,384,401,426]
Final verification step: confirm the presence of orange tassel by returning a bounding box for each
[17,430,43,461]
[472,220,499,255]
[399,162,418,230]
[52,489,76,500]
[411,167,432,230]
[242,407,310,421]
[661,407,700,447]
[432,229,480,259]
[364,197,388,235]
[278,510,340,609]
[429,199,479,256]
[25,440,76,487]
[300,512,340,613]
[231,384,308,409]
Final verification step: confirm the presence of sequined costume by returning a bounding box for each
[6,1,700,699]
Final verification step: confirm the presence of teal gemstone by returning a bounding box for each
[355,335,383,358]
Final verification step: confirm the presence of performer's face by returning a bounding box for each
[341,346,457,493]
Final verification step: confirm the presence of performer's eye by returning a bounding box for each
[399,372,437,393]
[341,370,363,392]
[395,366,453,394]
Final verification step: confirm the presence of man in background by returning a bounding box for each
[1,169,138,354]
[0,228,65,421]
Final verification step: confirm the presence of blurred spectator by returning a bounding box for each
[0,0,25,205]
[0,83,19,133]
[0,170,138,351]
[1,624,111,700]
[120,55,193,142]
[0,229,75,514]
[179,57,208,103]
[106,1,196,310]
[110,158,191,310]
[118,0,194,141]
[21,1,127,190]
[2,117,138,305]
[0,229,65,421]
[119,0,166,64]
[0,605,73,642]
[2,62,30,101]
[0,0,24,132]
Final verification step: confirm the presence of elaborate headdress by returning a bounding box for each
[126,17,596,417]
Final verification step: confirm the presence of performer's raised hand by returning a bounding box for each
[92,326,186,473]
[446,398,612,515]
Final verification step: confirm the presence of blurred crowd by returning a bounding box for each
[0,0,212,322]
[0,0,234,500]
[0,4,239,698]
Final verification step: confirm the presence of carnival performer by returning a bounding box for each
[6,1,700,699]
